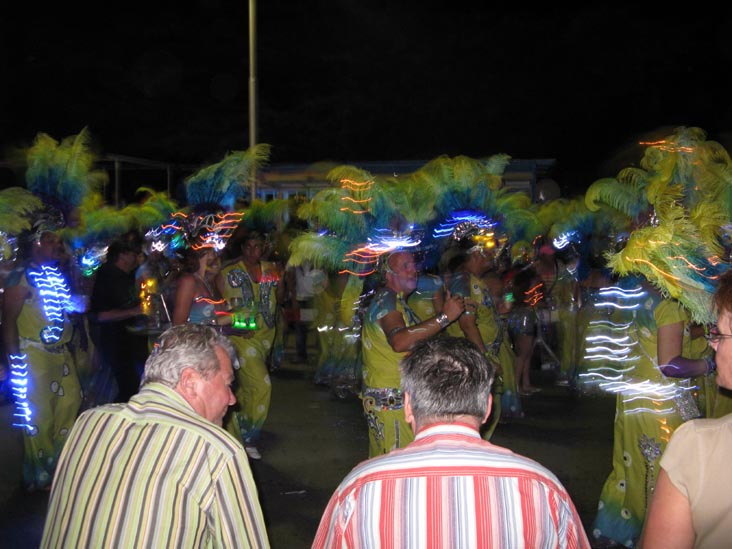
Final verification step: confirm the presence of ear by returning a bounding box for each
[177,368,201,399]
[481,393,493,425]
[403,392,416,430]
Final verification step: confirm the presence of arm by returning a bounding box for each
[380,290,464,353]
[172,274,195,326]
[213,452,269,548]
[2,283,28,362]
[94,304,143,323]
[657,322,709,378]
[457,302,487,353]
[638,469,695,549]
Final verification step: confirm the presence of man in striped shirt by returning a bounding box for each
[41,324,269,548]
[314,336,590,549]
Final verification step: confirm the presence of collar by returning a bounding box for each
[414,421,482,441]
[132,382,199,419]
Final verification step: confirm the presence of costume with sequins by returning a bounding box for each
[219,260,278,446]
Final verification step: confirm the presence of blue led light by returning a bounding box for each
[9,353,33,431]
[27,265,72,344]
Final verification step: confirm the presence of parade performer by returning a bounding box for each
[217,230,284,460]
[0,187,42,398]
[287,165,402,399]
[446,221,520,432]
[409,154,540,426]
[170,144,273,460]
[584,127,730,547]
[361,250,464,456]
[3,215,82,491]
[2,128,114,489]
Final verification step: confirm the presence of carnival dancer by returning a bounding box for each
[361,250,465,457]
[217,231,284,460]
[591,278,709,547]
[584,127,729,547]
[2,222,82,491]
[172,247,230,327]
[446,223,522,430]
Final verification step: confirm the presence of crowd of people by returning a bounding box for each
[0,125,731,547]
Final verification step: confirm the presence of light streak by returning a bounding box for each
[9,353,33,431]
[27,265,72,344]
[625,257,681,281]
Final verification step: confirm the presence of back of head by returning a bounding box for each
[107,238,141,264]
[142,324,235,388]
[400,336,494,424]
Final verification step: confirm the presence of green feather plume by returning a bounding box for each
[0,187,43,234]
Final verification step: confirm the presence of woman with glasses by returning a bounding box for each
[640,270,732,549]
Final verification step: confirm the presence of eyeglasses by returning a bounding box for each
[704,328,732,343]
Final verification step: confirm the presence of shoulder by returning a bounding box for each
[655,298,686,325]
[368,287,397,315]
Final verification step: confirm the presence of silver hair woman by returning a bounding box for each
[142,324,236,388]
[400,336,495,426]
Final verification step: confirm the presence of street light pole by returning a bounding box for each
[248,0,258,203]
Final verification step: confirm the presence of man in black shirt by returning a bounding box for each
[89,237,147,402]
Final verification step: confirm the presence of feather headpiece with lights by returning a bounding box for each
[23,127,107,231]
[288,164,416,277]
[404,154,540,270]
[584,126,731,323]
[175,144,271,252]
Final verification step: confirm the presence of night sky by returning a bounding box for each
[4,2,732,196]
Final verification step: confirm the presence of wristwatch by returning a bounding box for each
[435,313,450,329]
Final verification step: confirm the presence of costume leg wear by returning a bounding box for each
[362,398,414,457]
[226,334,272,445]
[21,344,81,490]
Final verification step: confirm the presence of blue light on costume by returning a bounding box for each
[27,265,72,344]
[552,230,580,250]
[9,353,33,431]
[432,211,495,239]
[79,248,105,277]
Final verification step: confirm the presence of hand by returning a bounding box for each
[442,290,466,322]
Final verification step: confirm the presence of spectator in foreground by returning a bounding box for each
[313,336,590,548]
[41,324,269,548]
[639,270,732,549]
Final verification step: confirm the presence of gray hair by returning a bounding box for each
[400,336,494,423]
[142,324,236,388]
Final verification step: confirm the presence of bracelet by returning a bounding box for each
[705,355,717,374]
[435,313,450,329]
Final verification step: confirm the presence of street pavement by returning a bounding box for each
[0,356,616,548]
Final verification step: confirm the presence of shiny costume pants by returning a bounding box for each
[225,334,272,446]
[362,388,414,457]
[20,343,81,490]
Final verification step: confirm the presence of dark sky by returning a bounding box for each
[4,2,732,196]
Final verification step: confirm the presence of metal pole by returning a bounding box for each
[249,0,257,203]
[114,159,121,207]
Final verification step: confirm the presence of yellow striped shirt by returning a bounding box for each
[41,383,269,548]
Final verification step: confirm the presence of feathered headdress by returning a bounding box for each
[23,127,107,228]
[584,126,730,323]
[406,154,540,270]
[175,144,271,251]
[0,187,43,260]
[288,163,420,278]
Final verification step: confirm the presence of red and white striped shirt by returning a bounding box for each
[313,422,590,549]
